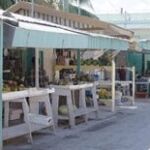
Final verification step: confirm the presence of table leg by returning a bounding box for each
[91,86,99,118]
[79,89,88,123]
[45,96,56,133]
[22,99,33,144]
[4,102,9,128]
[51,94,59,127]
[67,91,75,127]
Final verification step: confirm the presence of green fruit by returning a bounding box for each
[58,105,77,116]
[92,60,99,66]
[80,59,85,65]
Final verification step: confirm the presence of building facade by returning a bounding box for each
[7,1,133,39]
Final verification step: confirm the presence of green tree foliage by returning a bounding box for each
[0,0,61,10]
[34,0,61,9]
[0,0,15,9]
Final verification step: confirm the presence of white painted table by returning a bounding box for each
[116,80,135,105]
[2,88,55,142]
[95,77,135,111]
[135,81,149,98]
[51,83,98,127]
[2,90,31,141]
[28,88,55,133]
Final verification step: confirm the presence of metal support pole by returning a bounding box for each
[132,66,135,105]
[77,50,80,78]
[112,59,116,112]
[0,19,3,150]
[35,49,39,88]
[76,0,80,78]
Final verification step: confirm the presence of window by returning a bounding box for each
[69,20,74,27]
[55,16,58,23]
[37,12,40,18]
[42,14,46,20]
[66,19,69,26]
[34,12,36,17]
[73,21,75,28]
[60,18,64,25]
[34,12,37,18]
[88,25,92,28]
[58,17,61,24]
[64,18,66,26]
[69,20,71,27]
[53,16,56,23]
[82,24,85,28]
[26,10,29,16]
[84,24,87,28]
[77,22,80,28]
[46,15,49,21]
[51,16,54,22]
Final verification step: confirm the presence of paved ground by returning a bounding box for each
[4,101,150,150]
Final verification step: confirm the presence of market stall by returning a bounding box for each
[0,9,129,147]
[134,40,150,98]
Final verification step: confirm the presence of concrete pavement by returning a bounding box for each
[4,101,150,150]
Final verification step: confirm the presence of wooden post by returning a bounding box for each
[0,19,3,150]
[35,49,39,88]
[112,59,116,112]
[132,66,135,105]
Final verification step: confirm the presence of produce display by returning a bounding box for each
[80,53,112,66]
[98,88,112,99]
[58,105,77,116]
[3,81,26,92]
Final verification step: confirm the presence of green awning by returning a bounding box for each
[3,21,129,50]
[1,10,129,50]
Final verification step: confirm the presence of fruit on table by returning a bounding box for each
[80,59,85,65]
[98,89,111,99]
[19,84,25,90]
[84,59,93,65]
[92,60,99,66]
[58,105,77,116]
[3,81,26,92]
[3,84,11,92]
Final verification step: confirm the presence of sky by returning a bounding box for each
[91,0,150,14]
